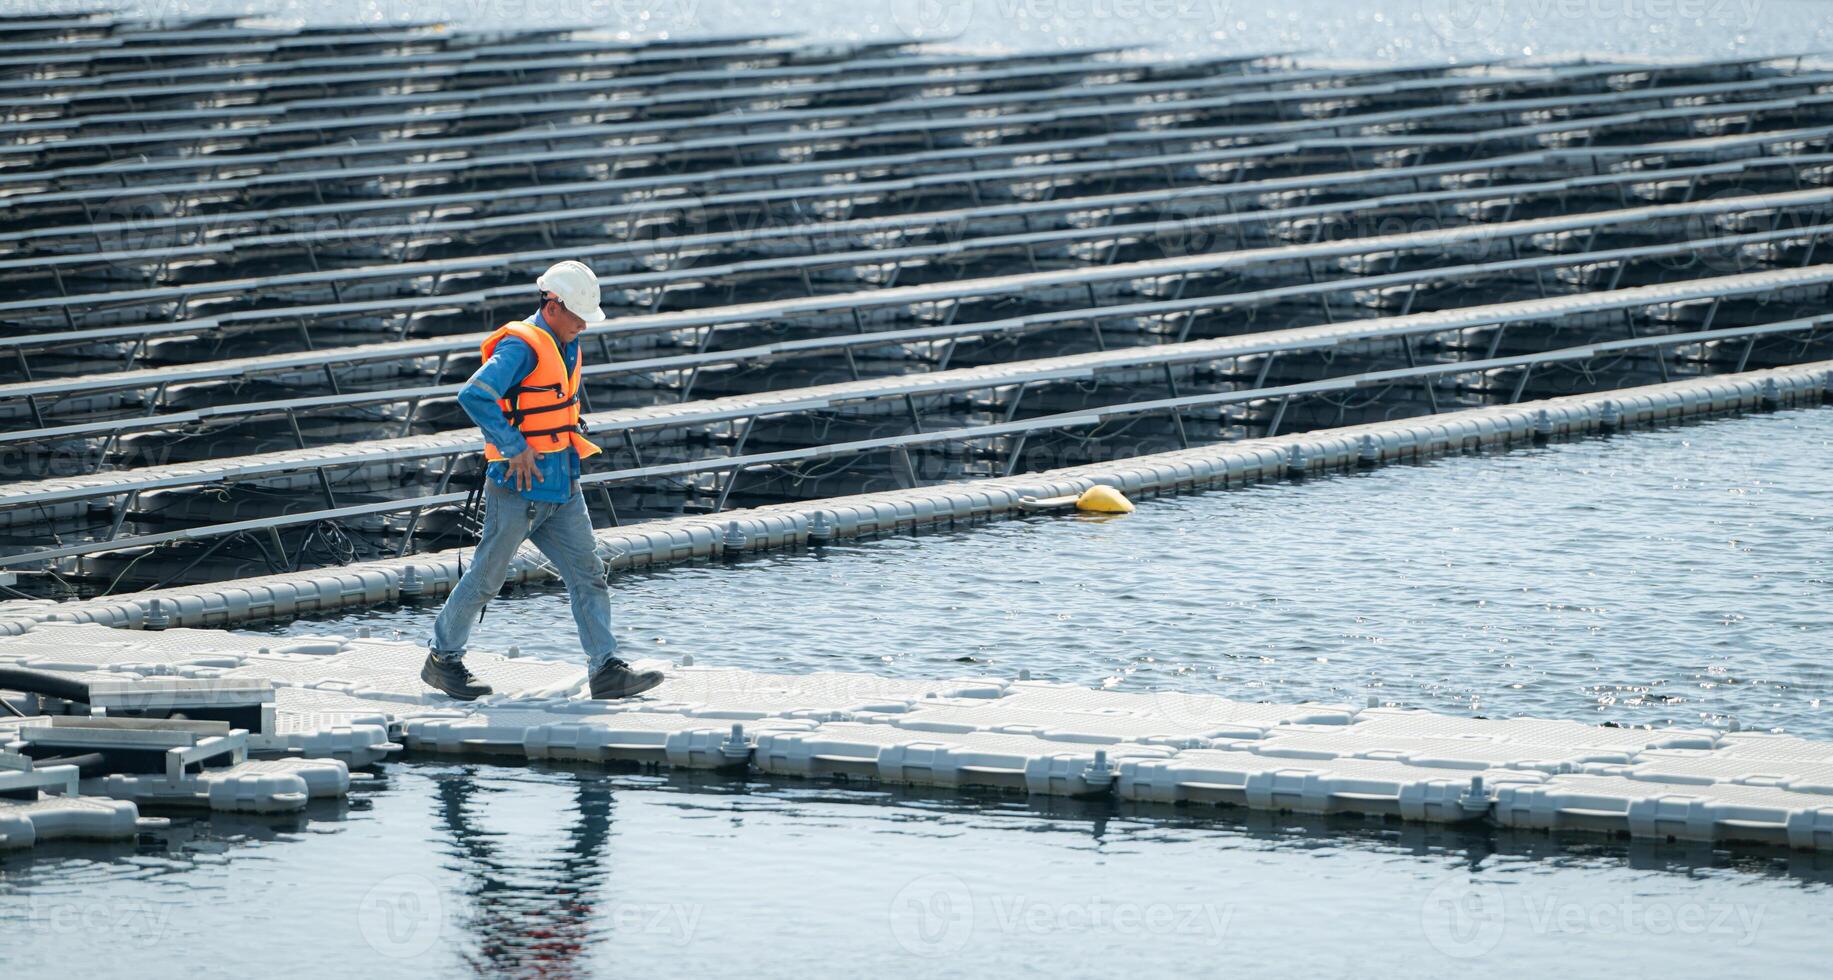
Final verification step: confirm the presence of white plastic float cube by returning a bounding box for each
[1241,757,1542,821]
[220,653,376,690]
[403,705,815,767]
[404,707,578,755]
[261,715,399,767]
[872,703,1240,749]
[261,687,411,765]
[636,666,1000,719]
[11,641,242,675]
[873,729,1173,796]
[670,691,880,722]
[1714,732,1833,763]
[1250,729,1635,773]
[1493,774,1833,848]
[1118,750,1274,805]
[751,723,937,778]
[999,681,1354,735]
[0,797,141,850]
[519,711,819,768]
[1349,709,1716,750]
[94,763,311,814]
[1618,750,1833,794]
[31,623,329,659]
[1117,749,1542,820]
[97,757,351,813]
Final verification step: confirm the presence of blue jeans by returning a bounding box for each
[429,481,620,673]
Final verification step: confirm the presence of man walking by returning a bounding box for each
[420,259,664,701]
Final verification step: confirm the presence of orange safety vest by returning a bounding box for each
[479,321,602,462]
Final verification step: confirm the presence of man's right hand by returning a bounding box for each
[505,447,543,492]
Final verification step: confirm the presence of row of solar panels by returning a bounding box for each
[0,54,1804,179]
[7,258,1825,514]
[8,269,1828,573]
[7,123,1827,311]
[4,183,1822,428]
[7,59,1811,205]
[0,21,799,77]
[0,53,1298,169]
[9,103,1831,339]
[4,227,1823,543]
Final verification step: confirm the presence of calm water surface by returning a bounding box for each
[28,0,1833,65]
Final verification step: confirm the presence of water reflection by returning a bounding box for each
[431,767,613,978]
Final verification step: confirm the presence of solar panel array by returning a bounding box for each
[3,12,1831,593]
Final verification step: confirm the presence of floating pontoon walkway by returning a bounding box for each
[4,622,1830,852]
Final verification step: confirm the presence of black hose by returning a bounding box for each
[0,666,92,704]
[31,752,107,777]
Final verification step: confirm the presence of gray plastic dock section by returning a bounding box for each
[2,627,1829,849]
[2,360,1824,635]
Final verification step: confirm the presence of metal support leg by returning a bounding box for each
[1266,395,1291,438]
[1484,324,1508,360]
[1404,335,1440,413]
[1509,364,1534,403]
[1003,382,1029,422]
[1001,432,1030,478]
[712,465,746,513]
[313,467,338,510]
[106,490,139,542]
[1252,351,1278,390]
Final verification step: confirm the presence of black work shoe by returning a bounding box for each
[589,658,664,700]
[421,653,493,701]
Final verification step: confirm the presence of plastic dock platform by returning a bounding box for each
[2,623,1830,852]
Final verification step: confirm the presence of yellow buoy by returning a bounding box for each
[1074,485,1134,514]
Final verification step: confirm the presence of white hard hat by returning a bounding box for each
[536,259,605,322]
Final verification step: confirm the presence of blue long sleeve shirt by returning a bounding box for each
[458,308,583,502]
